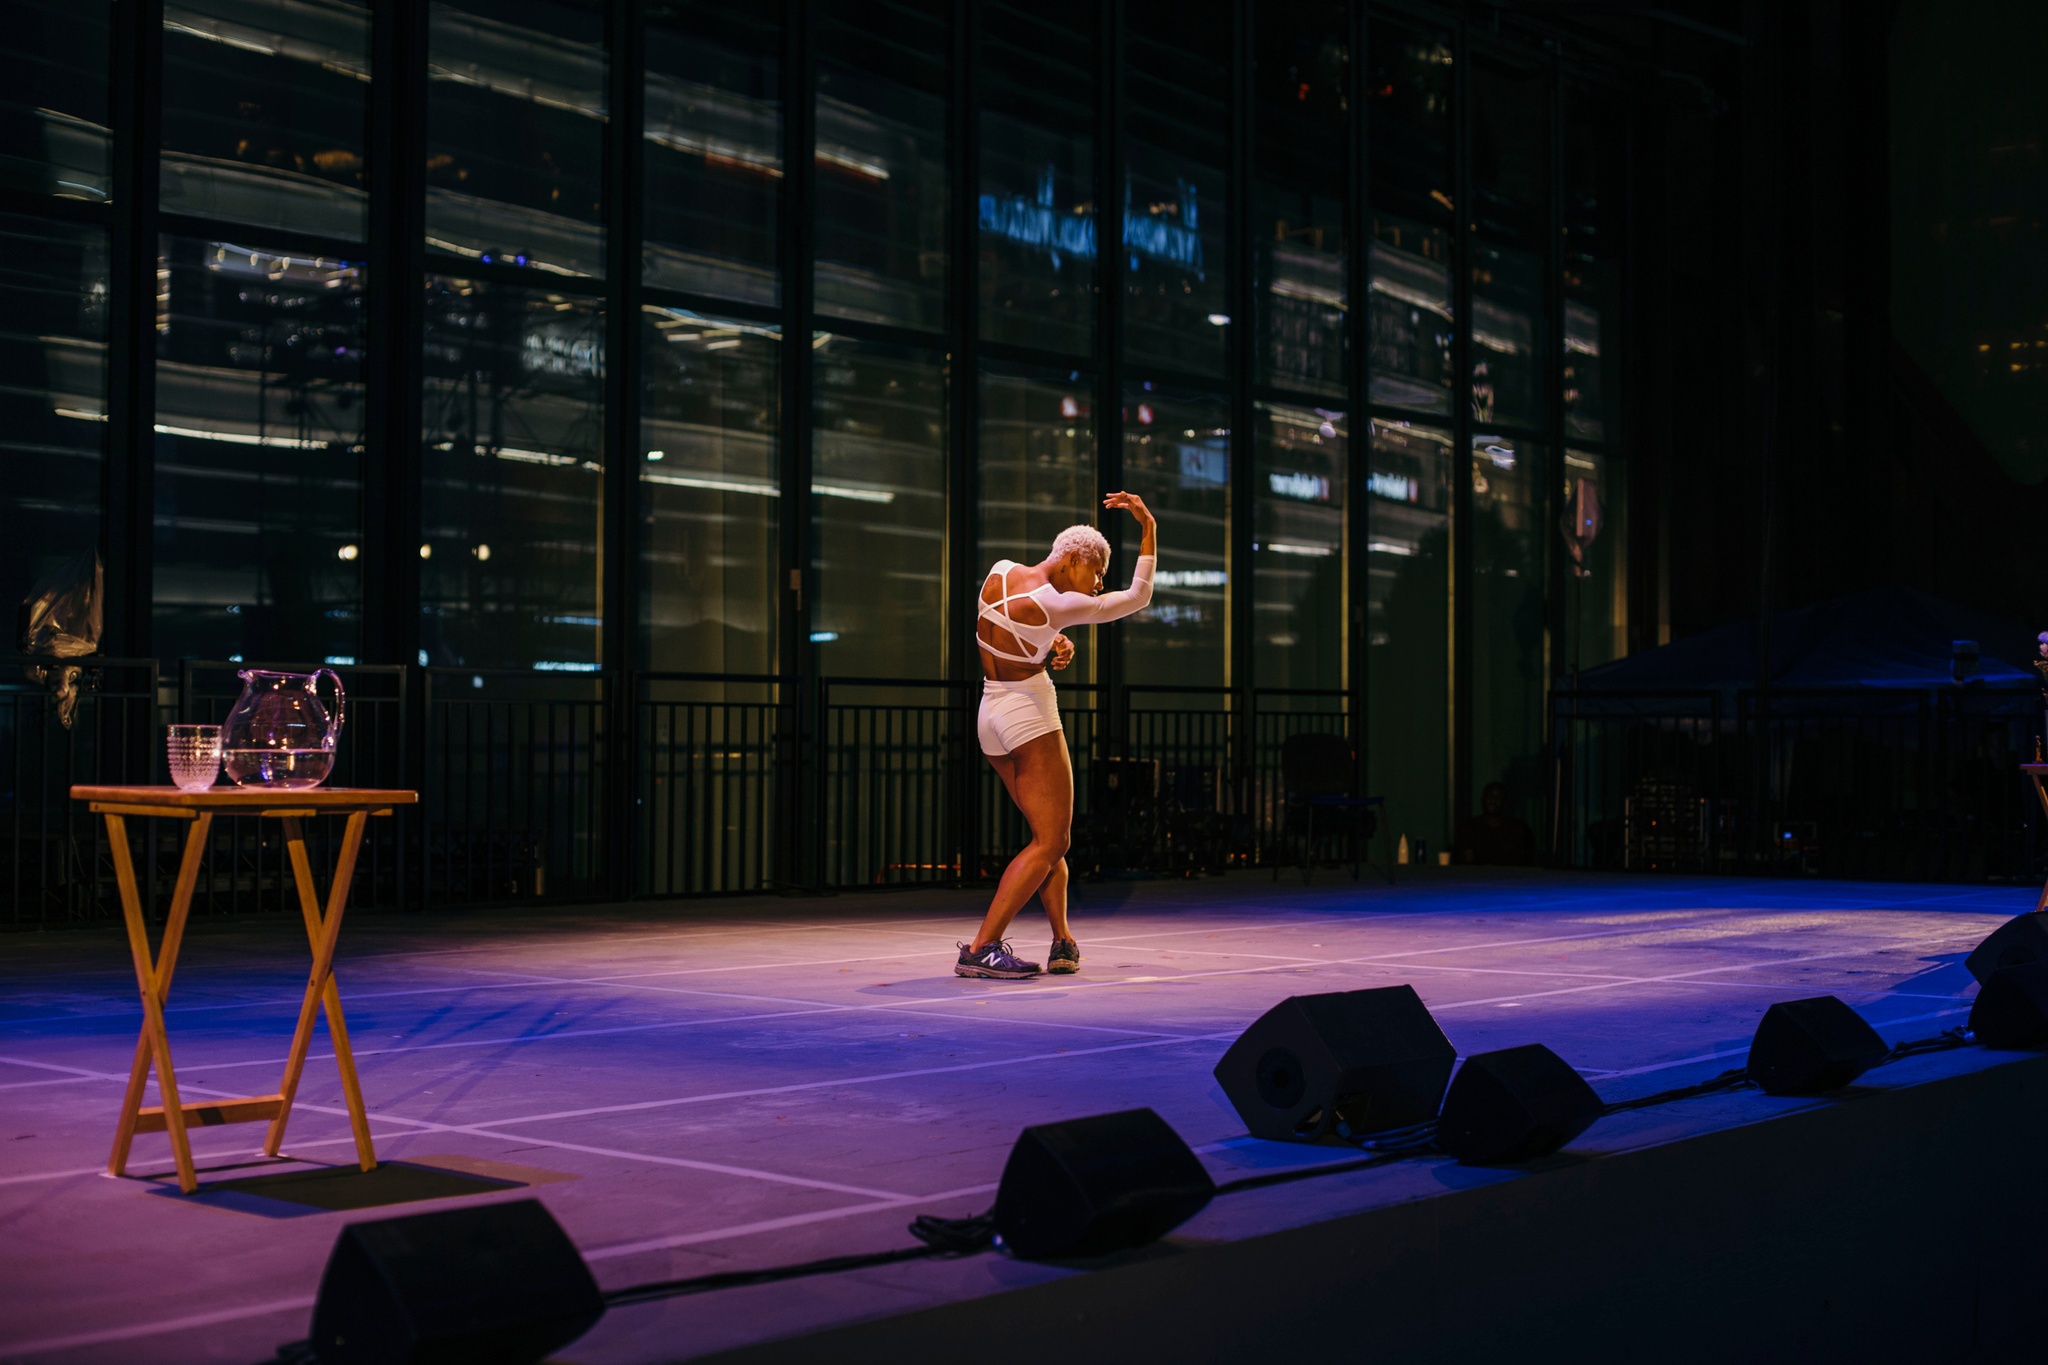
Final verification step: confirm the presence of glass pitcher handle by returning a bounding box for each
[317,668,347,750]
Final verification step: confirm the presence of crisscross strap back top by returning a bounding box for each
[975,556,1157,665]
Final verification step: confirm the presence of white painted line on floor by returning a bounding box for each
[582,1180,1002,1263]
[0,1295,316,1357]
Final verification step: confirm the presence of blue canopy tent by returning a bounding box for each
[1574,587,2040,713]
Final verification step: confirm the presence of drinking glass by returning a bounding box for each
[167,724,223,792]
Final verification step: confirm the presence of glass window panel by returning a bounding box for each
[160,0,371,241]
[1563,447,1626,672]
[151,237,364,662]
[643,2,780,307]
[641,307,779,674]
[1254,3,1348,398]
[420,276,604,669]
[978,361,1098,678]
[1471,57,1549,247]
[0,214,106,618]
[1,2,112,201]
[1368,214,1453,412]
[978,0,1096,357]
[1253,403,1346,692]
[810,336,947,678]
[1122,383,1228,687]
[426,1,606,279]
[813,0,948,332]
[1563,285,1613,443]
[1365,415,1451,854]
[1564,84,1623,446]
[1124,0,1229,378]
[1366,18,1453,231]
[1472,241,1543,429]
[1470,430,1548,831]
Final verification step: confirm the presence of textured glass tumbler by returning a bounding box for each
[167,724,223,792]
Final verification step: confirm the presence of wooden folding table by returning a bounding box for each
[2026,765,2048,910]
[71,785,417,1194]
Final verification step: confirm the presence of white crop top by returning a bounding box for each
[976,556,1157,665]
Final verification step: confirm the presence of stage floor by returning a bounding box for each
[0,869,2029,1363]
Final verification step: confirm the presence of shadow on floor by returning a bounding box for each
[158,1155,562,1219]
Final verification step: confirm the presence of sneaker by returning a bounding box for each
[956,939,1041,979]
[1046,937,1081,974]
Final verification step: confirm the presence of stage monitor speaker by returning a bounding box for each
[1965,911,2048,984]
[1970,962,2048,1050]
[1214,985,1455,1144]
[311,1198,603,1365]
[1746,996,1888,1096]
[1437,1043,1604,1165]
[991,1108,1213,1260]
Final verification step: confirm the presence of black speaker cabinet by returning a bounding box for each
[1746,996,1889,1095]
[991,1108,1214,1260]
[1214,986,1456,1144]
[1971,961,2048,1049]
[1438,1043,1604,1165]
[1966,911,2048,984]
[311,1199,603,1365]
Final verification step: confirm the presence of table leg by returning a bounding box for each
[2031,776,2048,911]
[106,811,211,1194]
[265,812,375,1170]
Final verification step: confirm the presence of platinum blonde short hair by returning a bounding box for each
[1049,524,1111,568]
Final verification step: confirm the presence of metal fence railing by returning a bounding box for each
[638,673,787,897]
[424,668,609,906]
[821,677,967,887]
[2,657,160,925]
[1552,686,2043,882]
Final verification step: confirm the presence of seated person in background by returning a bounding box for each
[1455,782,1537,866]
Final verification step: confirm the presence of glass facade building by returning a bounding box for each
[2,0,1635,894]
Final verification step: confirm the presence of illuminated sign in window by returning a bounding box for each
[978,167,1206,276]
[1179,444,1227,488]
[1367,471,1418,502]
[1268,471,1330,502]
[1155,569,1227,588]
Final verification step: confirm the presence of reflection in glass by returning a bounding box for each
[1122,383,1228,687]
[160,0,371,240]
[1471,241,1543,428]
[426,1,607,278]
[1564,285,1612,442]
[979,0,1096,356]
[0,215,106,613]
[1562,448,1626,672]
[1255,3,1347,398]
[152,238,364,662]
[979,362,1098,677]
[1366,18,1453,229]
[1369,214,1452,412]
[1470,431,1547,829]
[641,308,778,674]
[1254,404,1346,691]
[420,277,604,669]
[644,2,780,306]
[1,2,111,201]
[813,0,948,331]
[1124,0,1230,378]
[1471,57,1549,247]
[1564,86,1622,446]
[811,337,947,679]
[1365,416,1450,851]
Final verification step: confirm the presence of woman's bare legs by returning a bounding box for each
[984,750,1073,942]
[971,732,1074,950]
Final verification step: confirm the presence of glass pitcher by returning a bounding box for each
[221,668,346,789]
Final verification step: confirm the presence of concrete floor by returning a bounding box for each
[0,868,2027,1363]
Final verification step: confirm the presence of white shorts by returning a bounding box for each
[978,672,1064,756]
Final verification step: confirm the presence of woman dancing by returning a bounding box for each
[957,491,1157,979]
